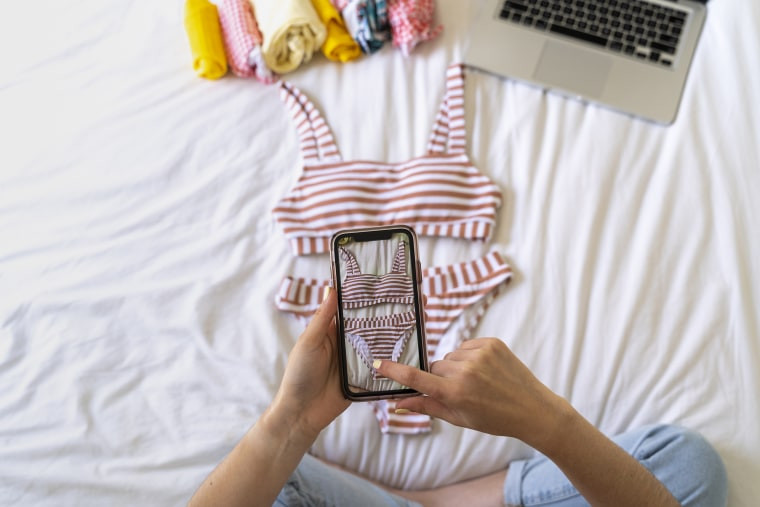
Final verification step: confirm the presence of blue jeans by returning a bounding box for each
[275,424,727,507]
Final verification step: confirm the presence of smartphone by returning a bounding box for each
[330,225,428,401]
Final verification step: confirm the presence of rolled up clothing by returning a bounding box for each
[388,0,442,56]
[250,0,327,74]
[311,0,362,62]
[334,0,391,55]
[217,0,276,82]
[247,46,276,84]
[184,0,228,79]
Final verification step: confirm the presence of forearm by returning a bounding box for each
[189,289,346,506]
[376,340,680,506]
[535,400,679,507]
[189,407,316,507]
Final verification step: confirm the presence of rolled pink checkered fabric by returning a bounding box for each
[388,0,442,56]
[217,0,275,83]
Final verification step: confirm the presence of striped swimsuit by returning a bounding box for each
[340,242,414,308]
[345,311,416,380]
[272,64,502,255]
[341,241,416,381]
[274,63,513,434]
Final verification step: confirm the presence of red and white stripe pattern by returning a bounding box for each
[280,81,341,167]
[275,251,512,435]
[339,242,414,308]
[344,310,416,379]
[372,399,433,434]
[426,63,466,155]
[279,81,342,166]
[421,251,512,358]
[275,277,326,318]
[273,64,502,256]
[275,251,512,357]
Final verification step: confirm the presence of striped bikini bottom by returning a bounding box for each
[276,251,512,435]
[345,311,417,381]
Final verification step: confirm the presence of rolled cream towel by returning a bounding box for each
[250,0,327,74]
[184,0,228,79]
[218,0,276,82]
[311,0,361,62]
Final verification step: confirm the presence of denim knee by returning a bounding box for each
[628,424,728,507]
[275,454,420,507]
[275,458,320,507]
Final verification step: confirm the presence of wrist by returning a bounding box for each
[526,393,580,456]
[258,400,320,451]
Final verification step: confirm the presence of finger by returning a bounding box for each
[442,348,480,362]
[373,360,446,399]
[459,338,489,350]
[429,359,465,377]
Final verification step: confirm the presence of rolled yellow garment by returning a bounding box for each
[250,0,327,74]
[184,0,228,79]
[311,0,361,62]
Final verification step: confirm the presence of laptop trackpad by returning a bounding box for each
[533,41,612,98]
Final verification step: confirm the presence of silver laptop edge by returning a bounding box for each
[464,0,707,124]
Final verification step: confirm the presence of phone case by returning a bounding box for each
[330,225,428,401]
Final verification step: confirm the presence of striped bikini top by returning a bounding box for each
[273,63,503,256]
[339,241,414,309]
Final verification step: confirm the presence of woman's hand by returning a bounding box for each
[190,287,349,507]
[377,339,681,507]
[269,287,350,442]
[375,337,570,450]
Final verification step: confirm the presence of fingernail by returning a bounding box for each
[322,286,331,302]
[395,409,411,414]
[372,359,381,369]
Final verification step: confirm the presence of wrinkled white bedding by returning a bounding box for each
[1,0,759,505]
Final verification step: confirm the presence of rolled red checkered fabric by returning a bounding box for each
[217,0,276,82]
[388,0,442,56]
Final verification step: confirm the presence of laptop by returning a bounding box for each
[464,0,708,124]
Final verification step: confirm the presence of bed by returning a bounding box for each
[1,0,759,505]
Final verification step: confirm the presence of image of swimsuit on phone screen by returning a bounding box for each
[331,226,428,400]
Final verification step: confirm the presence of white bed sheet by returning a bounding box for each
[1,0,759,505]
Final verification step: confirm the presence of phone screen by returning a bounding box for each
[331,226,427,399]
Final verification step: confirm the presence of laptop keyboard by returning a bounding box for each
[498,0,690,67]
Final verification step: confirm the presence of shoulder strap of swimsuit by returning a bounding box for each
[427,63,467,155]
[339,247,360,275]
[279,82,343,165]
[391,241,407,273]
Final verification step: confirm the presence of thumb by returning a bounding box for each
[301,286,337,344]
[373,359,446,401]
[375,360,455,421]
